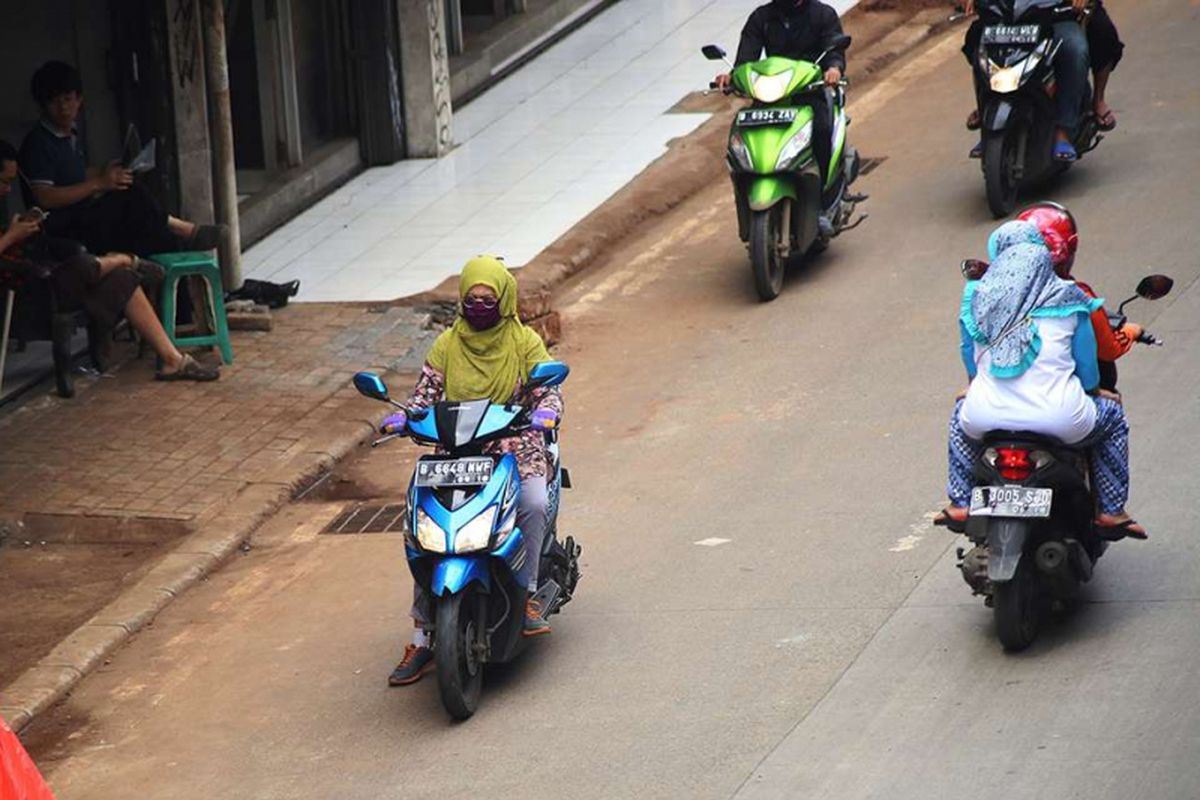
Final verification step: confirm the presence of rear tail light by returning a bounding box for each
[994,447,1033,481]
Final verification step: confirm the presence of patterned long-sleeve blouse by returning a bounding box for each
[406,363,564,480]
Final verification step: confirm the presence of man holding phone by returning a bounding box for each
[18,61,225,258]
[0,139,219,382]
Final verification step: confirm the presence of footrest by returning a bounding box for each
[531,580,563,618]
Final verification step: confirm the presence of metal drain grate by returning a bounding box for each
[858,156,887,177]
[321,503,408,535]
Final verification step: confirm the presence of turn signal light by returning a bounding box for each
[995,447,1034,481]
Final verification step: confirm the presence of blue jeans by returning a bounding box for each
[1052,21,1090,132]
[947,397,1130,515]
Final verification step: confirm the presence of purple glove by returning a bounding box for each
[380,411,407,435]
[531,408,558,430]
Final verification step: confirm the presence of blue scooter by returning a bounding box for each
[352,362,581,719]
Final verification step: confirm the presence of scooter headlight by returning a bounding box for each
[775,121,814,171]
[728,130,754,172]
[988,63,1024,93]
[751,69,793,104]
[414,507,447,553]
[985,47,1045,93]
[454,506,497,554]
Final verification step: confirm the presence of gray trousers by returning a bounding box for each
[410,475,549,626]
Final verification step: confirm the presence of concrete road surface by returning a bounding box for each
[25,1,1200,797]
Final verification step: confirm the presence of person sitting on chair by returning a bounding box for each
[0,140,218,382]
[18,61,225,259]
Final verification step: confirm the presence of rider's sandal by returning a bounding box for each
[1094,518,1148,542]
[1096,109,1117,132]
[933,506,969,534]
[966,109,981,131]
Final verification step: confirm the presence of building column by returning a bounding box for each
[398,0,453,158]
[164,0,215,224]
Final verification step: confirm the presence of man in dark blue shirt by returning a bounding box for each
[18,61,224,257]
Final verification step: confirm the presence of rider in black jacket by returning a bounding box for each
[714,0,848,201]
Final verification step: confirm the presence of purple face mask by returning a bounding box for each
[463,299,502,330]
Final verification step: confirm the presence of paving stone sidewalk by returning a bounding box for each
[0,303,434,525]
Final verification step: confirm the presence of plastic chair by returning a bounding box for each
[153,251,234,364]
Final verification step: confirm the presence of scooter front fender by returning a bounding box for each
[983,99,1016,132]
[747,176,797,212]
[986,518,1030,583]
[430,556,491,596]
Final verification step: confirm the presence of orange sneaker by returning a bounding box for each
[387,644,434,686]
[522,598,551,637]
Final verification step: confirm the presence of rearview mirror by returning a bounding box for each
[701,44,726,61]
[961,258,989,280]
[826,34,852,52]
[1136,274,1174,301]
[353,371,390,402]
[528,361,570,389]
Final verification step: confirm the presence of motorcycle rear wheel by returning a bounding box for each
[749,205,786,302]
[983,130,1020,219]
[435,592,484,720]
[993,556,1041,652]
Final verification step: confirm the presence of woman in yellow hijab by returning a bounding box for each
[386,256,564,687]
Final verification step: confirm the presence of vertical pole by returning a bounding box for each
[201,0,244,291]
[0,289,14,399]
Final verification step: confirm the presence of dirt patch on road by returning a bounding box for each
[0,538,174,686]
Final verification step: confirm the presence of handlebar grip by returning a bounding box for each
[708,81,719,90]
[1136,331,1163,346]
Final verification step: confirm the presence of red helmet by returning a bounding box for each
[1017,202,1079,275]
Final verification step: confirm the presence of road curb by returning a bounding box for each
[0,381,410,736]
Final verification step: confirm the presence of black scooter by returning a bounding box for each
[968,1,1103,216]
[955,274,1172,651]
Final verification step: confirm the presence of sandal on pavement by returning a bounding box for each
[1094,517,1148,542]
[934,506,969,534]
[155,354,220,382]
[1053,140,1078,162]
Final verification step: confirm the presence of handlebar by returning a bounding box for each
[1136,330,1164,347]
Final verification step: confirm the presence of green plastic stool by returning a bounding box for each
[153,251,234,365]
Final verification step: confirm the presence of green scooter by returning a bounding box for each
[702,37,868,301]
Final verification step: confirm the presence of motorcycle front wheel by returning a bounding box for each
[983,129,1020,218]
[749,204,787,302]
[993,556,1041,652]
[435,592,484,720]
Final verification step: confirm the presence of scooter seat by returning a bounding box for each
[981,430,1069,448]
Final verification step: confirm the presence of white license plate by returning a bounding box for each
[982,24,1040,45]
[414,457,494,488]
[970,486,1052,518]
[736,108,797,127]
